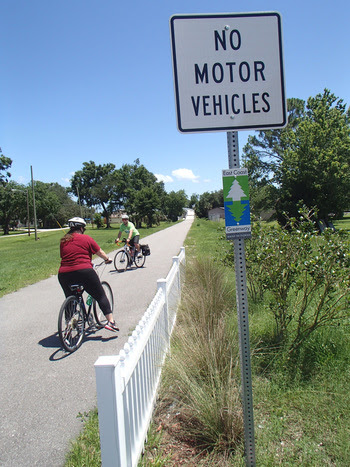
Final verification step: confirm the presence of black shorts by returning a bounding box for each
[129,235,139,246]
[58,268,112,316]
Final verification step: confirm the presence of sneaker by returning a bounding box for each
[137,252,142,258]
[105,321,119,332]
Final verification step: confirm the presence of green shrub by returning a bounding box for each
[94,213,104,229]
[224,209,350,357]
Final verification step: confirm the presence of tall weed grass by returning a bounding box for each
[154,257,243,457]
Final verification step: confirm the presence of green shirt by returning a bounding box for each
[119,221,139,238]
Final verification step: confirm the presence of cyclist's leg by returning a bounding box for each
[94,282,113,326]
[79,269,117,327]
[130,235,141,257]
[133,235,141,254]
[129,237,135,255]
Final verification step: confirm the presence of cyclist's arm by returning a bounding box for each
[127,227,134,243]
[95,248,112,263]
[115,225,123,243]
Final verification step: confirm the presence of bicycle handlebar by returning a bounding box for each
[94,259,112,267]
[116,238,132,246]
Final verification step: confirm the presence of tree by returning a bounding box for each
[0,155,17,234]
[164,190,188,222]
[188,194,199,209]
[242,98,305,217]
[133,186,162,227]
[0,181,27,235]
[242,90,350,223]
[118,159,166,227]
[70,161,121,228]
[277,90,350,222]
[50,183,85,226]
[34,182,81,228]
[0,153,12,186]
[194,190,223,218]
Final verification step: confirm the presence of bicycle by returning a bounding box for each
[57,261,114,353]
[114,238,146,272]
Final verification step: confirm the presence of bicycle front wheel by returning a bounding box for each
[114,250,128,272]
[58,296,85,352]
[94,281,114,327]
[134,250,145,268]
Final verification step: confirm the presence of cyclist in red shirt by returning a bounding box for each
[58,217,119,332]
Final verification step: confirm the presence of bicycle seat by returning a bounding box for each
[70,284,84,294]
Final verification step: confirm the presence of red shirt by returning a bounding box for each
[59,233,100,273]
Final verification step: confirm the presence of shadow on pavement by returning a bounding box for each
[38,329,119,361]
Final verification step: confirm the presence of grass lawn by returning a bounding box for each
[334,213,350,230]
[0,221,178,297]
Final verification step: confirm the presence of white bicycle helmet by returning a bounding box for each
[121,214,129,219]
[68,217,86,228]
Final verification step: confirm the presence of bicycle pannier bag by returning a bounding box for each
[141,244,151,256]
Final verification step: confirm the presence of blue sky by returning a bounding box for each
[1,0,349,198]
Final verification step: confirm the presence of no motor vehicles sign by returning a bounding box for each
[170,12,287,133]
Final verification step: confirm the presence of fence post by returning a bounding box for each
[94,355,127,466]
[172,256,181,291]
[157,278,169,349]
[180,246,185,263]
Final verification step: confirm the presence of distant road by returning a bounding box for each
[0,212,194,466]
[0,228,64,238]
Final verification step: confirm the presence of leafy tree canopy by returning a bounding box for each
[194,190,223,218]
[242,89,350,223]
[0,152,12,186]
[70,161,121,228]
[118,159,166,227]
[0,181,27,235]
[164,190,188,222]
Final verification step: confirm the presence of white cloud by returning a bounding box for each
[15,175,26,184]
[172,168,200,183]
[155,173,174,183]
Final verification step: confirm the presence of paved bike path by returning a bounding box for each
[0,213,194,467]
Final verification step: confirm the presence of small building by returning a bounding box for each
[208,207,225,221]
[110,211,127,225]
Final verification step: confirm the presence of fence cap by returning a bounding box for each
[94,355,120,368]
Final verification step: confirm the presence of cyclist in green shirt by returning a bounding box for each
[115,214,141,257]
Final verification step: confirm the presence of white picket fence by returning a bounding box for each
[94,247,186,467]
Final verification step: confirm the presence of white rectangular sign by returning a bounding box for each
[170,12,287,133]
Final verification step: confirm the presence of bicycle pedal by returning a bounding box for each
[87,315,94,327]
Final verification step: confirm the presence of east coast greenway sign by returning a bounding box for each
[222,168,251,239]
[170,12,286,133]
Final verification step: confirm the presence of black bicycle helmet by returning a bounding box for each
[68,217,86,228]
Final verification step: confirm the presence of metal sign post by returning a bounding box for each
[227,131,255,466]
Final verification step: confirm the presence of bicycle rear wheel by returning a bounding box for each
[114,250,128,272]
[94,281,114,326]
[134,250,145,268]
[58,296,85,352]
